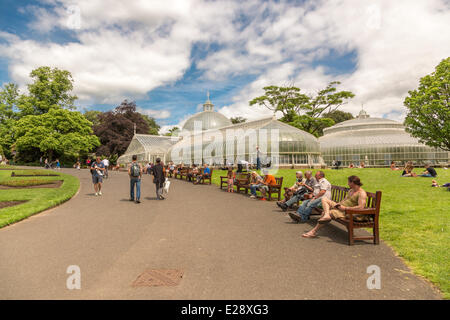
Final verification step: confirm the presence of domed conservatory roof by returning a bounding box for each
[319,110,426,149]
[182,95,232,132]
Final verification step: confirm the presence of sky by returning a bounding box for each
[0,0,449,133]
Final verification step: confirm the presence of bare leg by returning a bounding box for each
[303,223,325,237]
[319,197,333,221]
[303,198,334,237]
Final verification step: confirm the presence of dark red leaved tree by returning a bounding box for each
[93,100,150,156]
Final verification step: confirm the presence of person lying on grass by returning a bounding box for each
[302,175,367,239]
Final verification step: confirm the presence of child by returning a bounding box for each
[227,167,234,193]
[431,180,439,187]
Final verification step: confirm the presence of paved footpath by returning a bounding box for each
[0,169,442,299]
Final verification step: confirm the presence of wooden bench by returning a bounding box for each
[235,173,251,194]
[238,176,283,201]
[197,168,213,185]
[175,167,188,180]
[267,177,283,201]
[220,173,249,191]
[220,175,230,189]
[311,185,382,245]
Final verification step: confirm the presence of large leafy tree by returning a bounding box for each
[404,57,450,151]
[93,100,150,156]
[18,66,77,116]
[0,83,20,158]
[250,82,355,137]
[141,114,160,135]
[83,110,102,127]
[315,110,354,136]
[164,126,180,136]
[13,108,100,161]
[322,109,354,124]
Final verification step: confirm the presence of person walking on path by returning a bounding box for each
[91,156,105,196]
[152,157,165,200]
[128,155,142,203]
[102,157,110,178]
[256,146,261,170]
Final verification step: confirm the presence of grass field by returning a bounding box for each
[211,167,450,299]
[0,168,79,228]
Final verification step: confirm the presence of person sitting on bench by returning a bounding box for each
[187,164,198,182]
[302,175,367,239]
[277,171,317,211]
[288,171,330,222]
[278,171,305,204]
[257,169,277,201]
[249,171,264,199]
[194,163,210,184]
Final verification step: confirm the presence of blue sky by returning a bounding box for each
[0,0,449,131]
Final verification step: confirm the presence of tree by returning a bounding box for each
[93,100,150,156]
[141,114,160,135]
[315,110,354,136]
[164,126,180,136]
[404,57,450,151]
[0,83,20,158]
[230,116,247,124]
[322,110,354,124]
[250,82,355,137]
[18,66,77,116]
[83,110,102,127]
[13,108,100,161]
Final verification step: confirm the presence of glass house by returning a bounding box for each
[117,134,179,165]
[167,116,323,168]
[319,110,449,167]
[118,96,323,168]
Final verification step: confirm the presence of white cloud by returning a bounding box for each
[136,107,170,120]
[0,0,449,124]
[212,0,450,121]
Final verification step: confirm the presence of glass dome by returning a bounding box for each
[182,97,232,132]
[182,111,232,132]
[319,111,449,167]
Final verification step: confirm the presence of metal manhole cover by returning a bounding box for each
[132,269,183,287]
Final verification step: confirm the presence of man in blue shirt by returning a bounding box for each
[91,156,105,196]
[195,163,211,184]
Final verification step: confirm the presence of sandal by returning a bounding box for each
[302,232,317,238]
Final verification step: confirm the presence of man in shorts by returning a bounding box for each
[91,156,105,196]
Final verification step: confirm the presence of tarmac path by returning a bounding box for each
[0,168,442,299]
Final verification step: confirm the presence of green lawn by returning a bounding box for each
[0,169,79,228]
[211,167,450,299]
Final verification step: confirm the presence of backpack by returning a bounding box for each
[131,163,140,177]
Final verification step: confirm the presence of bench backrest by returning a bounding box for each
[330,185,381,212]
[236,173,250,183]
[273,177,283,187]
